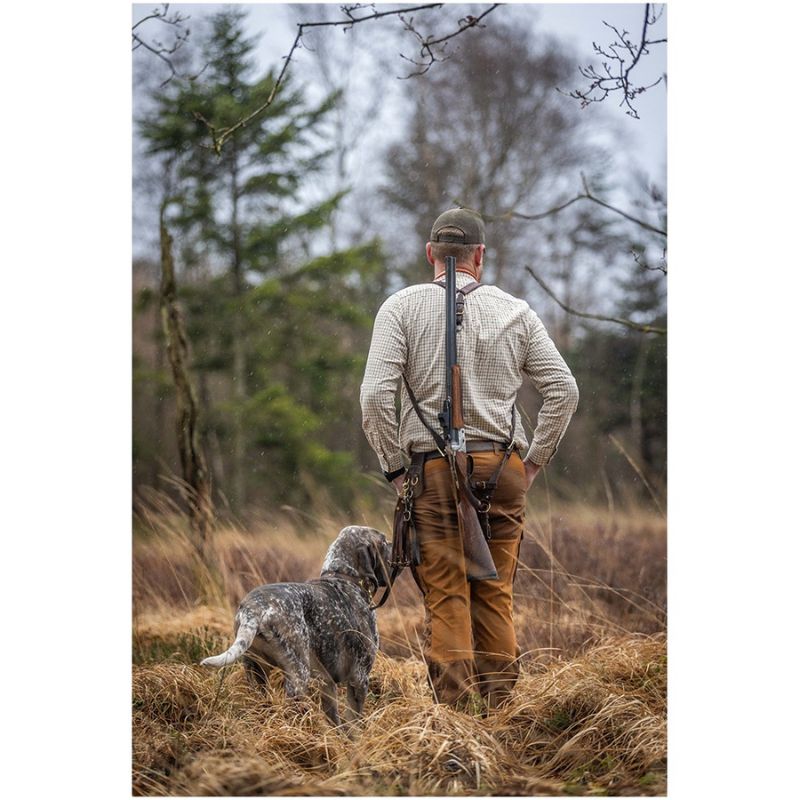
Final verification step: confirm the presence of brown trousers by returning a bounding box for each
[411,449,526,709]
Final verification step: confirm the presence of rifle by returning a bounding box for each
[438,256,498,582]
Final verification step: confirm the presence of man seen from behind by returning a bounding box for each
[360,207,579,711]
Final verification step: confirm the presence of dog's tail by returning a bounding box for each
[200,613,258,668]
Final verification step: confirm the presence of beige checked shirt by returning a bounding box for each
[360,272,579,474]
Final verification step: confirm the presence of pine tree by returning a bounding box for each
[138,9,385,511]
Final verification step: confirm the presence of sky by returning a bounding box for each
[131,2,667,260]
[134,2,666,179]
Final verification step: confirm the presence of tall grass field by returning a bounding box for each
[133,496,666,796]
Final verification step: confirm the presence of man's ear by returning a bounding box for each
[474,245,485,268]
[426,242,436,266]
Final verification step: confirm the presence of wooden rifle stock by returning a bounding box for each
[451,365,464,429]
[440,255,497,582]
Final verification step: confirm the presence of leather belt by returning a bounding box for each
[411,440,511,463]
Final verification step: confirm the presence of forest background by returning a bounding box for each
[132,2,668,521]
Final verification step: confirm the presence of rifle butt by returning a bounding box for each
[451,365,464,429]
[458,498,498,582]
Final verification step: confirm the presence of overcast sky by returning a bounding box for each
[133,2,666,178]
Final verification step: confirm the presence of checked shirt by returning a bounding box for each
[360,271,579,474]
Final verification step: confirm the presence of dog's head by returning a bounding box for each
[321,525,392,592]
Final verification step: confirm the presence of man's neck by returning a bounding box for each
[433,267,480,282]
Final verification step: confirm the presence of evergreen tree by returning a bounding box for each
[138,9,384,511]
[614,252,667,480]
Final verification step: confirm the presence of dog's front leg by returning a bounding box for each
[318,674,341,726]
[309,654,341,726]
[345,679,367,720]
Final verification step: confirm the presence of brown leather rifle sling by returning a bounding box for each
[371,375,441,610]
[371,279,517,609]
[403,369,517,542]
[372,281,480,609]
[429,279,518,541]
[413,278,516,564]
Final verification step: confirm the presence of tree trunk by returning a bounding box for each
[229,156,247,512]
[153,326,165,491]
[630,332,649,470]
[198,372,226,496]
[159,204,216,567]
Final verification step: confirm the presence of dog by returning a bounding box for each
[201,525,392,726]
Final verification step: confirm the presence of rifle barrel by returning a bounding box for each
[444,255,456,444]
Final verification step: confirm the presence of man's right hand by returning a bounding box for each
[524,459,542,490]
[392,474,406,495]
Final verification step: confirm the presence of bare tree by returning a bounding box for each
[559,3,666,119]
[383,17,611,297]
[481,173,667,335]
[159,195,216,576]
[194,3,500,154]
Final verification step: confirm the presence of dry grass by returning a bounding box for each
[133,500,666,796]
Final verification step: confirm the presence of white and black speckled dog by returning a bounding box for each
[201,525,391,726]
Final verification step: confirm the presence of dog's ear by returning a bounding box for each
[357,540,390,588]
[371,539,391,588]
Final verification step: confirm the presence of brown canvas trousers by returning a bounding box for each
[410,447,526,710]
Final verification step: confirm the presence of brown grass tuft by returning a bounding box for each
[133,629,666,795]
[133,505,666,795]
[494,636,666,791]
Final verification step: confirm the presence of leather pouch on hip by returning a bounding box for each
[391,460,424,567]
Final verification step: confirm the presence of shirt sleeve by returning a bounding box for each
[360,296,407,473]
[522,307,579,465]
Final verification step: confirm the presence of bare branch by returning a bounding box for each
[632,247,667,275]
[481,175,667,330]
[397,4,500,78]
[477,176,667,238]
[558,3,666,119]
[301,3,443,31]
[482,194,585,223]
[203,4,445,154]
[132,3,191,87]
[525,266,666,335]
[132,11,165,32]
[132,4,188,32]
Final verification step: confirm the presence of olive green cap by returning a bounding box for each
[430,207,485,245]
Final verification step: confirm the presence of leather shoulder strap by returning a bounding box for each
[432,279,483,295]
[402,375,447,454]
[459,280,483,296]
[433,279,483,329]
